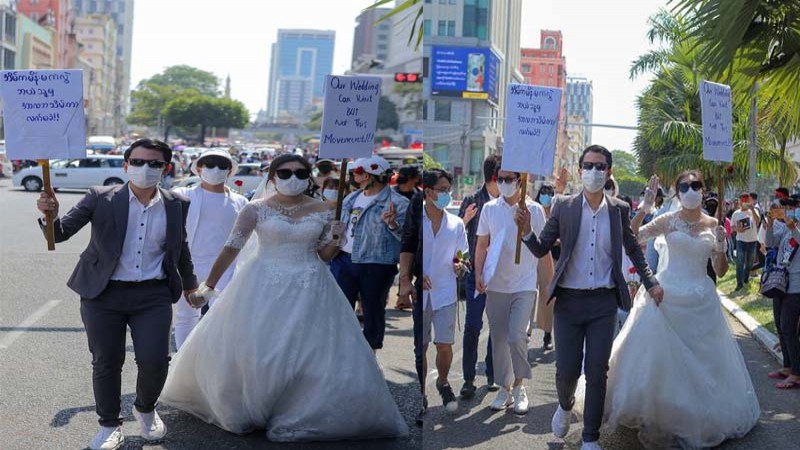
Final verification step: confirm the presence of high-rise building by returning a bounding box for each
[423,0,523,196]
[16,0,70,68]
[71,0,134,134]
[352,7,391,68]
[266,29,335,123]
[520,30,569,179]
[0,1,17,70]
[567,75,593,148]
[74,14,116,136]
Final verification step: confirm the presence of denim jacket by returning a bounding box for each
[340,186,410,265]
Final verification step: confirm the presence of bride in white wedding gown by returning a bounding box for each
[160,154,408,442]
[577,171,760,449]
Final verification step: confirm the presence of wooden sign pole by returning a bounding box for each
[515,173,529,264]
[717,162,724,222]
[38,159,56,251]
[334,159,349,239]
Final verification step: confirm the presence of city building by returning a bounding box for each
[16,0,71,68]
[0,0,17,70]
[266,29,335,123]
[351,7,391,68]
[71,0,135,135]
[520,30,568,180]
[74,14,116,136]
[567,75,593,148]
[16,13,55,69]
[423,0,523,197]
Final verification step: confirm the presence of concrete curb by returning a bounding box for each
[718,289,782,364]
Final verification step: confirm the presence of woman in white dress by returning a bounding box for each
[580,170,760,449]
[160,154,409,442]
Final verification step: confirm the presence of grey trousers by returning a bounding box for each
[486,290,535,388]
[80,280,174,427]
[553,287,618,443]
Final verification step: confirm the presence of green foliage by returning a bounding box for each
[146,65,220,97]
[377,96,399,131]
[305,111,323,132]
[615,175,647,198]
[610,150,641,179]
[164,96,249,143]
[423,152,443,170]
[366,0,423,50]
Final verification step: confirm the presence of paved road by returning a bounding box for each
[421,289,800,449]
[0,179,422,450]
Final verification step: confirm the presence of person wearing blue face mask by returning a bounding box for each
[531,183,557,350]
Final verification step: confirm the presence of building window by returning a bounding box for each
[463,0,489,40]
[4,14,15,44]
[439,0,446,3]
[423,19,431,37]
[549,65,554,75]
[433,144,449,167]
[447,20,456,36]
[544,36,557,50]
[377,44,387,51]
[3,48,15,70]
[449,0,457,3]
[522,63,531,73]
[422,100,428,120]
[438,20,446,36]
[434,100,451,121]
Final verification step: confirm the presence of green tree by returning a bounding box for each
[610,150,641,178]
[367,0,423,49]
[147,65,220,97]
[164,96,249,144]
[423,152,443,170]
[377,96,400,131]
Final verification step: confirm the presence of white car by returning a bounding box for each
[13,155,126,191]
[173,163,265,193]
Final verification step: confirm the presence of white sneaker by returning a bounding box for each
[489,389,513,411]
[551,405,574,438]
[89,426,123,450]
[132,408,167,441]
[512,386,529,414]
[581,441,603,450]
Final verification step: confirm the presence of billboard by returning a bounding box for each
[430,46,499,104]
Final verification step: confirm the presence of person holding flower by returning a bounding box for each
[421,169,469,412]
[765,199,800,389]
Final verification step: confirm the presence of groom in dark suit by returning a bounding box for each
[516,145,663,450]
[37,139,197,450]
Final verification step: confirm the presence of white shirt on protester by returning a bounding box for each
[341,192,377,254]
[732,209,759,243]
[423,205,468,311]
[187,189,243,263]
[559,194,615,290]
[111,186,167,281]
[477,196,546,294]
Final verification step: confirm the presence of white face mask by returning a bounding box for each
[581,169,606,193]
[679,188,704,210]
[497,180,519,198]
[126,164,163,189]
[275,175,308,196]
[200,167,228,186]
[322,190,338,201]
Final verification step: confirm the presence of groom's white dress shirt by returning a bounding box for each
[111,188,167,282]
[559,195,614,290]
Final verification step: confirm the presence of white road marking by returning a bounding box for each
[0,300,63,349]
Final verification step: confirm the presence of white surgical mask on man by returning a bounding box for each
[497,180,519,198]
[200,167,228,185]
[127,164,163,189]
[581,169,606,193]
[275,176,308,196]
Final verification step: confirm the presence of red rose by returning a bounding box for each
[453,257,460,264]
[628,266,636,274]
[354,166,365,175]
[726,165,735,174]
[370,164,379,170]
[791,238,798,248]
[234,180,243,187]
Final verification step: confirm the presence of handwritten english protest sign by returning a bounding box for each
[501,84,562,176]
[319,75,382,160]
[0,70,86,160]
[700,80,733,163]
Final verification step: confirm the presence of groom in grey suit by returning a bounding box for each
[37,139,197,450]
[516,145,664,450]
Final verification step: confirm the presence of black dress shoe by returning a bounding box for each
[543,332,553,351]
[486,376,500,392]
[460,380,476,399]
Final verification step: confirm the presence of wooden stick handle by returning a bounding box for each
[515,173,529,264]
[39,159,56,251]
[334,160,349,228]
[717,163,724,222]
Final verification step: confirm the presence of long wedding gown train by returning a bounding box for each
[160,201,409,441]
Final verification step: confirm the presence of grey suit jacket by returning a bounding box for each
[523,192,658,310]
[39,183,198,301]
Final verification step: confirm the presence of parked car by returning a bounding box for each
[12,155,126,191]
[0,150,12,177]
[172,162,264,193]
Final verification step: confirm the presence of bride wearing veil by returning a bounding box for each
[160,153,408,442]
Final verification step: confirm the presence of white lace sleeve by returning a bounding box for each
[316,209,336,250]
[224,202,259,249]
[637,212,672,244]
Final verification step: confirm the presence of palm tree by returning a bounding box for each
[632,10,796,188]
[366,0,423,49]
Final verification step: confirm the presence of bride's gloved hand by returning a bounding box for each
[713,225,727,253]
[641,175,659,213]
[187,282,217,309]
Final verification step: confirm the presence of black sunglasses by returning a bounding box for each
[582,162,608,171]
[275,169,311,180]
[497,176,519,184]
[678,181,703,193]
[200,162,231,170]
[129,158,167,169]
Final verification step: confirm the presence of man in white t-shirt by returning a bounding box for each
[474,169,554,415]
[732,192,760,290]
[172,149,248,349]
[421,169,468,413]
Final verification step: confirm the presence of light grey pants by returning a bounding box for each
[486,290,536,388]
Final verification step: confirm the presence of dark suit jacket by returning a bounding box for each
[522,192,658,310]
[39,183,198,301]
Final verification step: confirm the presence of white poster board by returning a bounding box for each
[0,70,87,160]
[700,80,733,162]
[319,75,381,160]
[501,83,562,176]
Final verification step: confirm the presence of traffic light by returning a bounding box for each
[395,72,421,83]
